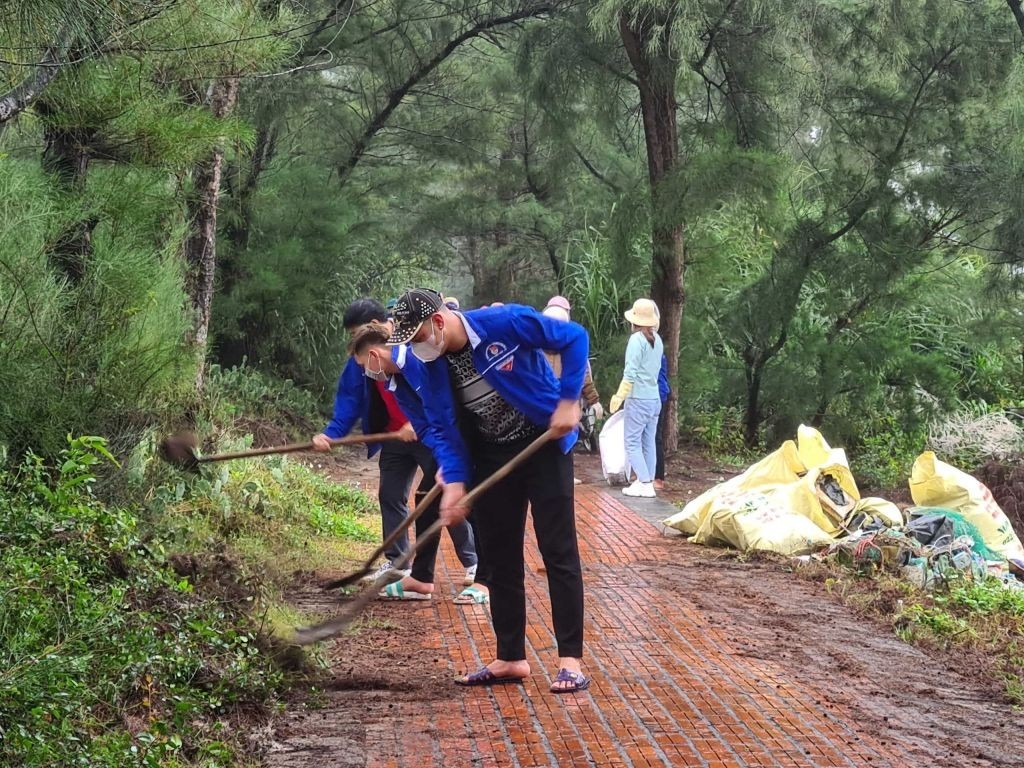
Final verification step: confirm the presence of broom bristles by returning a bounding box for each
[158,432,201,471]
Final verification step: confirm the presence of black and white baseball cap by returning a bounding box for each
[387,288,444,345]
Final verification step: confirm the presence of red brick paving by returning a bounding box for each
[381,484,903,768]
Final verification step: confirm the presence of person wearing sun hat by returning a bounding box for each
[386,287,592,694]
[609,298,664,498]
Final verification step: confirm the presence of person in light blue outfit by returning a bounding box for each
[609,298,664,498]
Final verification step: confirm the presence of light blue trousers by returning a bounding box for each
[624,397,662,484]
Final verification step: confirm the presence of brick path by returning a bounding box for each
[368,484,901,768]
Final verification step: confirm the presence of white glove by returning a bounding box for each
[592,402,604,420]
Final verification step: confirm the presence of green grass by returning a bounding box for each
[149,450,378,582]
[0,435,378,766]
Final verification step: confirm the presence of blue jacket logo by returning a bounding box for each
[485,342,506,360]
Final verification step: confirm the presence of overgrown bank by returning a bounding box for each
[0,389,378,767]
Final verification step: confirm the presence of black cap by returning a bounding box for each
[387,288,444,345]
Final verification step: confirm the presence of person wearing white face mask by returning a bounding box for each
[309,299,479,590]
[387,288,591,694]
[347,323,484,604]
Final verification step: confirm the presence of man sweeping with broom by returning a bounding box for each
[387,288,591,693]
[310,298,479,589]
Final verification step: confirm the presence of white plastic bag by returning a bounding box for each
[599,410,632,486]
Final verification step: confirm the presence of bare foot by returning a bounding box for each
[397,576,434,595]
[484,659,530,679]
[550,657,588,692]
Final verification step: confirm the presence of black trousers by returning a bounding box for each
[378,442,432,562]
[378,441,476,581]
[409,484,477,584]
[470,439,584,661]
[655,405,668,481]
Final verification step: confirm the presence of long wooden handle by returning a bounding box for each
[321,483,443,590]
[292,429,557,645]
[197,432,405,464]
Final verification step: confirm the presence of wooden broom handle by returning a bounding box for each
[197,432,405,463]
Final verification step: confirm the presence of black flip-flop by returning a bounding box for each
[454,666,525,687]
[549,668,590,694]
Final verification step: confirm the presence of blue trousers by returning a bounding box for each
[623,397,661,483]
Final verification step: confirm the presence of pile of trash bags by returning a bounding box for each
[662,426,1024,584]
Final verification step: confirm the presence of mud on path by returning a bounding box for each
[266,448,1023,768]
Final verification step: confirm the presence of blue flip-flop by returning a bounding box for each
[550,668,590,694]
[379,582,432,601]
[454,667,525,687]
[453,586,489,605]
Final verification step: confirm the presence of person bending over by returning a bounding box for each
[388,288,590,694]
[347,322,484,604]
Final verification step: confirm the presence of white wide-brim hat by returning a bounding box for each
[624,298,660,328]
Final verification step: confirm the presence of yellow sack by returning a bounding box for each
[852,497,904,528]
[796,424,832,467]
[909,452,1024,561]
[693,490,834,555]
[798,462,860,535]
[663,425,860,537]
[662,440,805,535]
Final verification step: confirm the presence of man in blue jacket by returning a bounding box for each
[387,288,590,693]
[311,299,478,587]
[346,322,483,603]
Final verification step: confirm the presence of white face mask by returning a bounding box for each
[411,320,445,362]
[364,352,387,381]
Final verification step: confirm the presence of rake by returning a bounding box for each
[158,431,406,472]
[291,428,556,645]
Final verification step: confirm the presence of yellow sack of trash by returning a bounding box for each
[663,425,861,547]
[852,497,904,528]
[691,489,835,555]
[909,451,1024,561]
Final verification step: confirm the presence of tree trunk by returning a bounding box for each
[39,103,96,282]
[743,358,764,448]
[0,33,70,126]
[183,77,240,395]
[620,11,685,454]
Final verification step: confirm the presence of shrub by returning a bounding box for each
[0,437,285,767]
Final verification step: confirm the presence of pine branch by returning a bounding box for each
[571,143,621,193]
[1007,0,1024,36]
[336,3,556,185]
[0,31,70,125]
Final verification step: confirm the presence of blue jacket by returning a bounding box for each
[323,357,382,457]
[658,354,671,403]
[386,345,471,478]
[325,348,425,456]
[416,304,589,484]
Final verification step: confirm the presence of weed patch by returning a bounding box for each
[800,561,1024,704]
[0,435,377,766]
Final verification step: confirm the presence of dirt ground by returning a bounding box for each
[267,445,1024,768]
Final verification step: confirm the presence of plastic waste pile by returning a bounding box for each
[662,426,1024,586]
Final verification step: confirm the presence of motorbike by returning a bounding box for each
[575,354,602,454]
[577,398,599,453]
